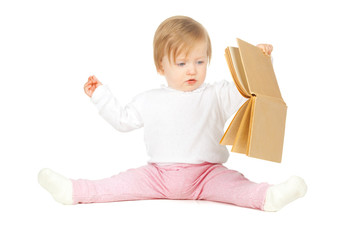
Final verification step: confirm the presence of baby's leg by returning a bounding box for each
[38,165,167,204]
[198,166,307,211]
[72,165,168,204]
[198,166,270,210]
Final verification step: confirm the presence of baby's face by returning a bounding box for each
[160,41,208,92]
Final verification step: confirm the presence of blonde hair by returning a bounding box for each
[153,16,212,72]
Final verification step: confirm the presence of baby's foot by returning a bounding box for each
[38,168,73,205]
[263,176,307,212]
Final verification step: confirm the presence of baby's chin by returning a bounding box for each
[167,80,205,92]
[181,84,201,92]
[182,80,205,91]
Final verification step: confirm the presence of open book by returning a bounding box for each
[220,38,287,163]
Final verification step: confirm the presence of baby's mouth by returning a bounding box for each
[186,79,197,84]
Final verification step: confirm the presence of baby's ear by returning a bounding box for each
[157,69,164,76]
[157,62,165,75]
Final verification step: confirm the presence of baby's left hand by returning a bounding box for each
[256,44,273,56]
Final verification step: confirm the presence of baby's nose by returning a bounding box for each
[187,63,197,75]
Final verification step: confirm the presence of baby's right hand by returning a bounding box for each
[84,75,102,97]
[256,44,273,56]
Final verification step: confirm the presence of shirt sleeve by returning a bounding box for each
[214,80,248,120]
[91,85,144,132]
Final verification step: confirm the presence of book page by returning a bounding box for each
[220,99,250,148]
[231,97,254,153]
[247,95,287,163]
[225,47,251,98]
[236,38,283,100]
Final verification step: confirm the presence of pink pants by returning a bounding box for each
[72,163,270,210]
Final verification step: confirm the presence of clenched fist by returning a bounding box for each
[84,75,102,97]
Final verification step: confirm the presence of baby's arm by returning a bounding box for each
[84,75,103,97]
[84,75,143,132]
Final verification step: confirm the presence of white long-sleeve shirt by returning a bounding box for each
[91,80,247,164]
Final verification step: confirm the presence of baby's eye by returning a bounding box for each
[177,62,186,67]
[197,61,204,65]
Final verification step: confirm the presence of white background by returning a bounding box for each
[1,0,359,239]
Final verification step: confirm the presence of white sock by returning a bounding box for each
[263,176,307,212]
[38,168,73,205]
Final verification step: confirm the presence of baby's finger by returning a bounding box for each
[88,75,94,83]
[84,87,90,96]
[265,48,270,55]
[84,81,92,89]
[260,46,267,54]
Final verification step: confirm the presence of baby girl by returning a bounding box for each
[38,16,307,211]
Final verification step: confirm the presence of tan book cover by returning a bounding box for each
[220,38,287,163]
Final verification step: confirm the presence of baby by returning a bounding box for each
[38,16,307,211]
